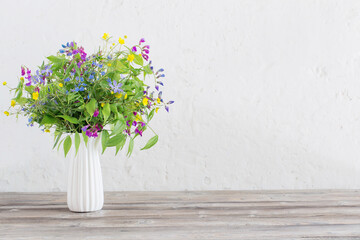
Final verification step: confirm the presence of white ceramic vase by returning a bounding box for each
[67,135,104,212]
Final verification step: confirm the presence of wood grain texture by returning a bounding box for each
[1,190,360,239]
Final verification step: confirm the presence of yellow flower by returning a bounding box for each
[2,81,7,86]
[44,129,50,133]
[20,77,24,81]
[135,114,142,121]
[127,54,134,62]
[4,111,9,116]
[107,63,111,67]
[118,37,125,44]
[32,92,39,100]
[142,97,148,106]
[101,102,105,107]
[10,100,15,107]
[115,93,122,98]
[157,98,161,104]
[124,93,128,99]
[155,107,159,113]
[124,35,127,39]
[102,33,109,40]
[111,91,114,94]
[112,43,115,46]
[59,83,63,87]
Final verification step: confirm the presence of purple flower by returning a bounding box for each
[135,128,143,136]
[143,45,150,49]
[126,120,131,127]
[93,109,99,117]
[167,101,174,104]
[139,38,145,45]
[81,125,90,132]
[85,124,103,138]
[143,49,149,54]
[142,54,149,61]
[165,105,169,112]
[21,67,25,76]
[132,46,137,52]
[132,121,137,126]
[41,65,52,77]
[125,129,131,136]
[156,68,164,74]
[108,80,123,94]
[155,85,159,91]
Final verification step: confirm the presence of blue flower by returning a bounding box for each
[101,71,105,76]
[64,77,70,82]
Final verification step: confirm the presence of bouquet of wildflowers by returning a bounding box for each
[3,33,173,157]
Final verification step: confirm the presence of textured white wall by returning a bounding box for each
[2,0,360,191]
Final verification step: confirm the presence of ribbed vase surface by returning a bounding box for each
[67,136,104,212]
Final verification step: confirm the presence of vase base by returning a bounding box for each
[68,208,103,213]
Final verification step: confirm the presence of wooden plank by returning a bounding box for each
[0,191,360,239]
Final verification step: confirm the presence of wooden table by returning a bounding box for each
[1,191,360,239]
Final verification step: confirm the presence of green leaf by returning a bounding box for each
[101,130,109,154]
[147,109,155,122]
[47,55,66,63]
[85,99,97,116]
[53,132,63,149]
[143,64,153,74]
[75,133,80,156]
[64,62,75,78]
[141,135,158,150]
[57,115,79,124]
[107,134,126,147]
[115,137,127,155]
[74,64,81,76]
[127,138,134,157]
[102,103,110,123]
[63,135,72,157]
[113,60,128,73]
[111,120,126,136]
[133,54,143,66]
[57,137,65,151]
[16,97,28,105]
[82,131,88,147]
[41,115,58,125]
